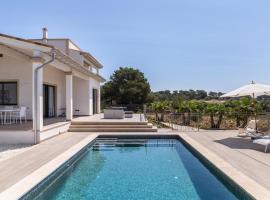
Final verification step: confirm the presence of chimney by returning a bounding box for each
[42,27,48,43]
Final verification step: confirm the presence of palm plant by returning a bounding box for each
[216,103,226,128]
[231,97,253,127]
[177,100,190,125]
[149,101,161,122]
[204,103,216,128]
[160,101,171,121]
[204,103,226,129]
[171,99,180,113]
[177,100,205,125]
[188,100,206,125]
[150,96,270,130]
[149,101,171,122]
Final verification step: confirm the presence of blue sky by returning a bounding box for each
[1,0,270,92]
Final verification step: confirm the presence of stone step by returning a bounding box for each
[70,121,148,126]
[69,124,153,129]
[68,127,158,132]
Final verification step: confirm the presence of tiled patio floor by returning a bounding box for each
[185,130,270,191]
[0,132,91,192]
[0,129,269,196]
[0,118,67,131]
[73,113,145,122]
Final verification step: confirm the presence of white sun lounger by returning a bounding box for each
[238,120,264,139]
[253,138,270,153]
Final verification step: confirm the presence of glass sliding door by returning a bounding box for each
[43,84,56,118]
[93,89,98,114]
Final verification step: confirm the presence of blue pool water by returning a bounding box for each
[32,138,249,200]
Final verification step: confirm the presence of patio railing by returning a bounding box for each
[145,111,270,132]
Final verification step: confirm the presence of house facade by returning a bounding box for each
[0,28,105,143]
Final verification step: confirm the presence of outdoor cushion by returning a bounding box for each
[253,139,270,153]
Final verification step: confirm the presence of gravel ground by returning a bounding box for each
[0,145,33,162]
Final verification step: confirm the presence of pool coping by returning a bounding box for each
[0,132,270,200]
[0,134,98,200]
[179,133,270,200]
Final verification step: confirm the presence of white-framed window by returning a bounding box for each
[0,82,18,105]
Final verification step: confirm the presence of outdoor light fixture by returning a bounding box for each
[0,53,3,57]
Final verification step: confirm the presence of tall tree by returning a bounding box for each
[102,67,151,105]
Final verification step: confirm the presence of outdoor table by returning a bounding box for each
[0,108,20,125]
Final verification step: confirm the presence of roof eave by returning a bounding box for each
[0,33,53,52]
[80,51,103,69]
[54,49,105,82]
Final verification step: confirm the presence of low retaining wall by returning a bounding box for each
[0,131,34,145]
[0,122,71,144]
[40,122,70,141]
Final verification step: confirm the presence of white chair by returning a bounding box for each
[238,120,262,138]
[13,106,27,124]
[3,106,14,124]
[253,137,270,153]
[0,111,3,125]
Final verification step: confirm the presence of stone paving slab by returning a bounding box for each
[1,129,270,199]
[180,132,270,200]
[0,132,91,192]
[73,113,145,122]
[185,130,270,192]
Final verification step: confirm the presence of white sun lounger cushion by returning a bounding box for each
[253,139,270,153]
[246,127,256,133]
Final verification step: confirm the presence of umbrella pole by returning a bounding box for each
[253,93,257,131]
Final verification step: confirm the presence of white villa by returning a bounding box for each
[0,28,105,143]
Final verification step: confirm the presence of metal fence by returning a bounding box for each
[101,104,145,113]
[145,111,270,132]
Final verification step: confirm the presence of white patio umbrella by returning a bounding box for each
[221,81,270,98]
[221,81,270,130]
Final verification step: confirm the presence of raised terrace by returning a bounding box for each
[69,114,158,132]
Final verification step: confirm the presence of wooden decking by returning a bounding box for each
[0,129,270,198]
[72,113,145,123]
[0,118,66,131]
[0,114,146,131]
[70,114,157,132]
[0,132,92,192]
[184,130,270,192]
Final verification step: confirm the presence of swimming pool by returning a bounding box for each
[23,136,253,200]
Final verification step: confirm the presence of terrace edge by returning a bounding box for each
[0,132,269,200]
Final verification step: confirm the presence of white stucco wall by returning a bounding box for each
[68,40,80,51]
[43,65,66,117]
[47,40,67,53]
[32,39,68,54]
[0,44,102,121]
[0,51,67,119]
[0,131,34,144]
[89,77,101,115]
[0,51,33,119]
[69,49,84,65]
[40,122,70,141]
[73,76,90,116]
[72,76,101,116]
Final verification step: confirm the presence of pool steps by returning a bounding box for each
[68,121,158,132]
[92,138,176,151]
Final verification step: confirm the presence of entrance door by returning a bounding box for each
[43,84,56,118]
[93,89,98,114]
